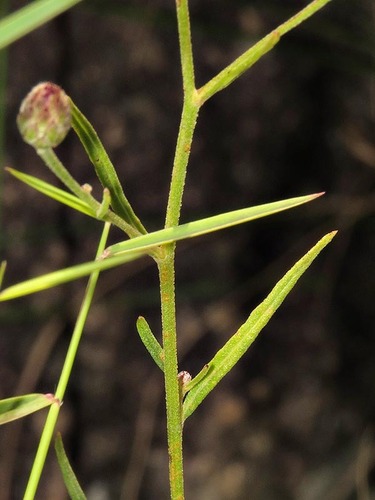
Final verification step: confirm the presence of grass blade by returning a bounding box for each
[0,393,59,425]
[182,231,337,421]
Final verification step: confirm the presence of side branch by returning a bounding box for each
[176,0,195,96]
[197,0,333,105]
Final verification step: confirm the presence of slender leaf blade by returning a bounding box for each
[0,249,146,301]
[70,101,146,234]
[108,193,324,256]
[0,393,59,424]
[198,0,333,103]
[6,168,95,217]
[136,316,164,371]
[55,433,86,500]
[0,0,83,50]
[182,231,337,421]
[0,193,323,301]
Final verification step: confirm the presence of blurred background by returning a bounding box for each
[0,0,374,498]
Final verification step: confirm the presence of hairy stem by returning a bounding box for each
[158,252,184,500]
[159,1,199,499]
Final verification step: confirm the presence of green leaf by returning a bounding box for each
[0,0,83,50]
[197,0,333,104]
[136,316,164,371]
[182,231,337,421]
[0,393,59,424]
[108,193,324,256]
[55,433,86,500]
[0,193,323,301]
[0,261,6,289]
[6,168,95,217]
[70,101,146,234]
[0,249,145,301]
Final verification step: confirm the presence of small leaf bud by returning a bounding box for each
[17,82,71,149]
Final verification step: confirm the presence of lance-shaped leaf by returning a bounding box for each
[0,249,145,301]
[197,0,333,104]
[6,168,95,217]
[0,193,323,301]
[182,231,337,421]
[107,193,323,256]
[136,316,164,371]
[0,0,83,50]
[0,393,59,425]
[55,433,86,500]
[70,101,146,235]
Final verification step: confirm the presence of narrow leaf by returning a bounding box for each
[0,393,59,425]
[0,193,323,301]
[6,168,95,217]
[198,0,333,104]
[0,249,145,301]
[0,261,6,289]
[70,101,146,234]
[183,231,337,421]
[0,0,83,50]
[55,433,86,500]
[108,193,324,256]
[136,316,164,371]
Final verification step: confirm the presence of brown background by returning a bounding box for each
[0,0,374,498]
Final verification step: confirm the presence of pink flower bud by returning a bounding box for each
[17,82,71,149]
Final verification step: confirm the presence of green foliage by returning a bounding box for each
[1,0,337,498]
[0,194,323,300]
[182,231,336,421]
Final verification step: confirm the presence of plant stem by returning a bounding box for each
[158,253,184,500]
[23,222,110,500]
[164,101,199,229]
[159,1,199,499]
[175,0,195,96]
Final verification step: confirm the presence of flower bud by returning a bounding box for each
[17,82,71,149]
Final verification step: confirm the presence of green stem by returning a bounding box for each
[164,101,199,229]
[175,0,195,95]
[23,222,111,500]
[158,2,199,499]
[158,253,184,500]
